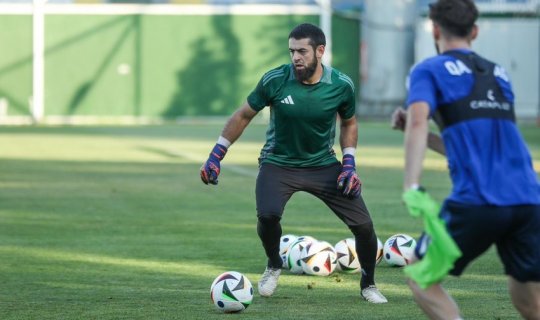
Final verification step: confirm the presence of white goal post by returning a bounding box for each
[32,0,45,123]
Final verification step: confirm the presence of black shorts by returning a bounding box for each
[255,162,372,227]
[425,201,540,282]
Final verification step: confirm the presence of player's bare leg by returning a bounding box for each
[407,279,462,320]
[508,277,540,320]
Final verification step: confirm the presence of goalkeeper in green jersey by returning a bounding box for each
[200,23,387,304]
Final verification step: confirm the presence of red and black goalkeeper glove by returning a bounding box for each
[200,143,227,185]
[337,154,362,198]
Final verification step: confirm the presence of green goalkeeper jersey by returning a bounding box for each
[247,64,356,167]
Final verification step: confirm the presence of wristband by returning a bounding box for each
[217,136,231,148]
[342,147,356,156]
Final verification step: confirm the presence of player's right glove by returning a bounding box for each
[337,154,362,198]
[200,143,227,185]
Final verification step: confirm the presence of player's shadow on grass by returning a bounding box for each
[67,17,140,115]
[164,15,242,117]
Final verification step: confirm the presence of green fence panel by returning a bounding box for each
[0,12,360,118]
[0,15,33,116]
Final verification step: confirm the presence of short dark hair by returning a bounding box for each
[288,23,326,50]
[429,0,478,37]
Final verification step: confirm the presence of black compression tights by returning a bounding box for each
[257,214,283,268]
[349,221,377,289]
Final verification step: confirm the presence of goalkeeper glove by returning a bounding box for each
[337,154,361,198]
[200,143,227,185]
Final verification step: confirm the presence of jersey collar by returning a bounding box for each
[287,64,333,85]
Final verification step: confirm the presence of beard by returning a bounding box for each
[294,56,318,83]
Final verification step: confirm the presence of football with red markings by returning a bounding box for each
[383,234,417,267]
[300,240,337,276]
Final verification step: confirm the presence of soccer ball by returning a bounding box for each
[383,234,417,267]
[335,237,385,272]
[300,240,337,276]
[210,271,253,313]
[376,237,384,265]
[296,235,317,243]
[334,238,360,273]
[279,234,298,269]
[286,238,314,274]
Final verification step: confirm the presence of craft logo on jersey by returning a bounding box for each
[280,95,295,105]
[487,89,495,101]
[470,89,510,111]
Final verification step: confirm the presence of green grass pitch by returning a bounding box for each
[0,121,538,319]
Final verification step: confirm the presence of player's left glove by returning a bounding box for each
[337,154,361,198]
[200,143,228,185]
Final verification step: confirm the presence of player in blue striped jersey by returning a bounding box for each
[392,0,540,319]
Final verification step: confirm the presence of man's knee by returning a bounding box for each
[513,299,540,320]
[510,280,540,320]
[348,221,374,237]
[257,214,281,226]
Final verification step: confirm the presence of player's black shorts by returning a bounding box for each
[417,201,540,282]
[255,162,372,227]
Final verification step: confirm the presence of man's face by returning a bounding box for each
[289,38,319,82]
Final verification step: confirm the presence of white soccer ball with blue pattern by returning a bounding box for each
[210,271,253,313]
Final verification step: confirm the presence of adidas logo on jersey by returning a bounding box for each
[280,95,294,105]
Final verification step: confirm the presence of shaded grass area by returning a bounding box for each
[0,123,537,319]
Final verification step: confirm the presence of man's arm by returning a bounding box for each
[426,131,445,156]
[403,102,430,190]
[391,107,446,156]
[337,115,361,198]
[221,101,259,144]
[200,101,258,185]
[339,115,358,149]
